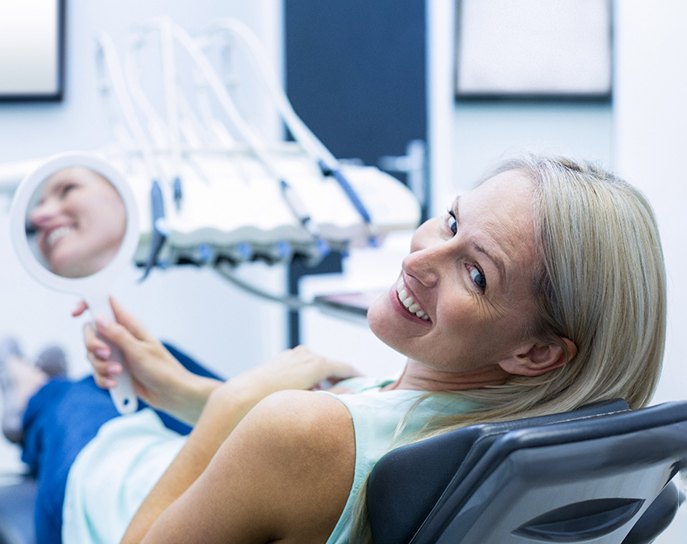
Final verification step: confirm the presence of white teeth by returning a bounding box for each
[46,226,74,247]
[395,280,430,321]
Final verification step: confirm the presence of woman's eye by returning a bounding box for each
[447,210,457,235]
[467,264,487,292]
[59,183,77,197]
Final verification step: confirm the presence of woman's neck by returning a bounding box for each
[384,359,510,392]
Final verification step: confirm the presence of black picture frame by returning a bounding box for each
[455,0,613,102]
[0,0,65,102]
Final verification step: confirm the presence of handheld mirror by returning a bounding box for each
[10,152,139,414]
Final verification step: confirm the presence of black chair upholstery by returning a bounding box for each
[368,398,630,544]
[367,400,687,544]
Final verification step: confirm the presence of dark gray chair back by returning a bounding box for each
[368,400,687,544]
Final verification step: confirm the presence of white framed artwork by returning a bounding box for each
[456,0,612,100]
[0,0,64,101]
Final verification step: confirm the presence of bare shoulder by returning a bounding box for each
[248,389,353,445]
[138,390,355,544]
[218,390,356,542]
[241,390,356,496]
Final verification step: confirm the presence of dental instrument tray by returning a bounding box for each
[118,146,421,268]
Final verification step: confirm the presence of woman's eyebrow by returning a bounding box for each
[454,196,507,284]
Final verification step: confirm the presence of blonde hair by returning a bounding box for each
[459,155,667,415]
[351,155,667,541]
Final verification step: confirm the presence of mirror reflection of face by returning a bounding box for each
[27,167,127,278]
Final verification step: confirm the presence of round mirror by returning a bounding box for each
[10,151,139,414]
[25,165,127,278]
[11,152,138,291]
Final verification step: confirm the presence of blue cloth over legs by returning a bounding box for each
[20,343,220,544]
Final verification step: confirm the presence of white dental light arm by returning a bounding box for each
[96,33,160,182]
[204,20,375,241]
[206,19,338,170]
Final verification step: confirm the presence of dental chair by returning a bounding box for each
[0,402,684,544]
[367,399,687,543]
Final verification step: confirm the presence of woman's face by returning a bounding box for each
[28,167,127,278]
[367,169,540,374]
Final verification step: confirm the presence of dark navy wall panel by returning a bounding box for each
[284,0,427,168]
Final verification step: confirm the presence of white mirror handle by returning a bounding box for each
[107,342,138,414]
[88,297,138,414]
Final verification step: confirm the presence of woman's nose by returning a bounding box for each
[402,241,451,288]
[28,201,57,227]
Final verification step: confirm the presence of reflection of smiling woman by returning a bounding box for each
[28,167,126,278]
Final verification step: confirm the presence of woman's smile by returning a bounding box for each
[42,223,77,250]
[46,225,75,248]
[393,277,431,322]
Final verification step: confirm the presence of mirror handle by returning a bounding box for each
[106,341,138,414]
[88,298,139,415]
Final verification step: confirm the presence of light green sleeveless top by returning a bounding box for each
[62,378,471,543]
[323,377,473,544]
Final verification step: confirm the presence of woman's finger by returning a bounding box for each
[88,356,118,377]
[93,373,118,390]
[322,360,362,380]
[83,323,112,359]
[71,300,89,317]
[94,313,141,356]
[109,297,154,341]
[292,348,360,379]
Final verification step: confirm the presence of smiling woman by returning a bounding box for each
[0,154,668,544]
[367,170,545,381]
[27,167,126,278]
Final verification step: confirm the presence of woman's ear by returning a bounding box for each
[498,337,577,377]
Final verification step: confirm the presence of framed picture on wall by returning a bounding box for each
[455,0,612,100]
[0,0,65,101]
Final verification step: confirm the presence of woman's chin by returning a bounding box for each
[49,256,91,279]
[366,291,400,346]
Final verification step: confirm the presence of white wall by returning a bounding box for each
[446,102,612,199]
[614,1,687,542]
[614,0,687,405]
[0,0,286,383]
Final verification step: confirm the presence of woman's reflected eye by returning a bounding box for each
[447,210,457,235]
[59,183,77,198]
[467,264,487,291]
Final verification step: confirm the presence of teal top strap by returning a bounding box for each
[323,377,473,543]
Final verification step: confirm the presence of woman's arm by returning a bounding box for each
[83,298,360,541]
[126,390,355,544]
[80,297,221,424]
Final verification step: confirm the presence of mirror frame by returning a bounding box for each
[10,151,139,294]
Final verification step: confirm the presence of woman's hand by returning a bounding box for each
[225,344,361,400]
[75,298,220,423]
[202,344,360,431]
